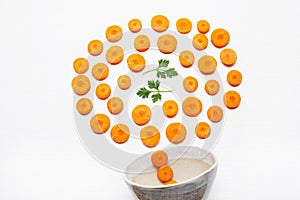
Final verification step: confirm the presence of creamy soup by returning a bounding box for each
[132,158,211,186]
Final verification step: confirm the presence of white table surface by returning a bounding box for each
[1,0,300,199]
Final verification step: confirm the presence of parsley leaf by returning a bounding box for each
[151,93,162,103]
[148,80,160,90]
[136,87,151,99]
[165,68,178,78]
[158,59,169,68]
[136,80,173,103]
[143,59,178,79]
[156,71,166,78]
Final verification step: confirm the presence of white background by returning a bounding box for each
[1,0,300,199]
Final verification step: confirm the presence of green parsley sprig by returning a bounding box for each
[136,80,173,103]
[142,59,178,79]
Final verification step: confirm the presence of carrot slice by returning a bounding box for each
[106,46,124,65]
[224,90,241,109]
[151,150,168,168]
[132,104,151,126]
[128,19,142,33]
[195,122,211,139]
[107,97,123,114]
[127,53,146,72]
[182,97,202,117]
[87,40,103,56]
[162,100,178,118]
[220,48,237,66]
[106,25,123,42]
[164,180,177,185]
[211,28,230,48]
[76,98,93,115]
[140,125,160,148]
[157,34,177,54]
[71,75,91,95]
[207,106,223,122]
[193,34,208,50]
[176,18,192,34]
[205,79,220,95]
[73,58,89,74]
[197,20,210,34]
[117,75,131,90]
[92,63,109,81]
[157,165,173,182]
[95,83,111,100]
[183,76,198,93]
[179,50,194,68]
[227,70,242,86]
[198,55,217,75]
[134,35,150,52]
[151,15,169,32]
[110,124,130,144]
[166,122,187,144]
[90,114,110,134]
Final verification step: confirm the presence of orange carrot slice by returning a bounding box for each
[176,18,192,34]
[179,50,194,68]
[106,25,123,42]
[95,83,111,100]
[71,75,91,95]
[224,91,241,109]
[76,98,93,115]
[151,150,168,168]
[140,125,160,148]
[198,55,217,74]
[162,100,178,118]
[207,106,223,122]
[227,70,242,86]
[90,114,110,134]
[117,75,131,90]
[91,63,109,81]
[164,180,177,185]
[87,40,103,56]
[73,58,89,74]
[110,124,130,144]
[197,20,210,34]
[127,53,146,72]
[166,122,187,144]
[151,15,169,32]
[106,46,124,65]
[134,35,150,52]
[183,76,198,93]
[132,104,151,126]
[195,122,211,139]
[157,34,177,54]
[205,79,220,95]
[128,19,142,33]
[220,48,237,66]
[182,97,202,117]
[211,28,230,48]
[157,165,173,182]
[107,97,123,114]
[193,34,208,50]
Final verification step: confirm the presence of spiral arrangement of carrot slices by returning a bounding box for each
[71,15,243,151]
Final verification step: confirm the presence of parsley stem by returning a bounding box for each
[142,68,158,75]
[148,90,173,93]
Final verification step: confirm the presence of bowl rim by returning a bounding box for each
[123,146,218,189]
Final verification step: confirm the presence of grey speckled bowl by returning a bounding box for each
[124,146,218,200]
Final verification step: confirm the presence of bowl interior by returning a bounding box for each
[124,146,217,189]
